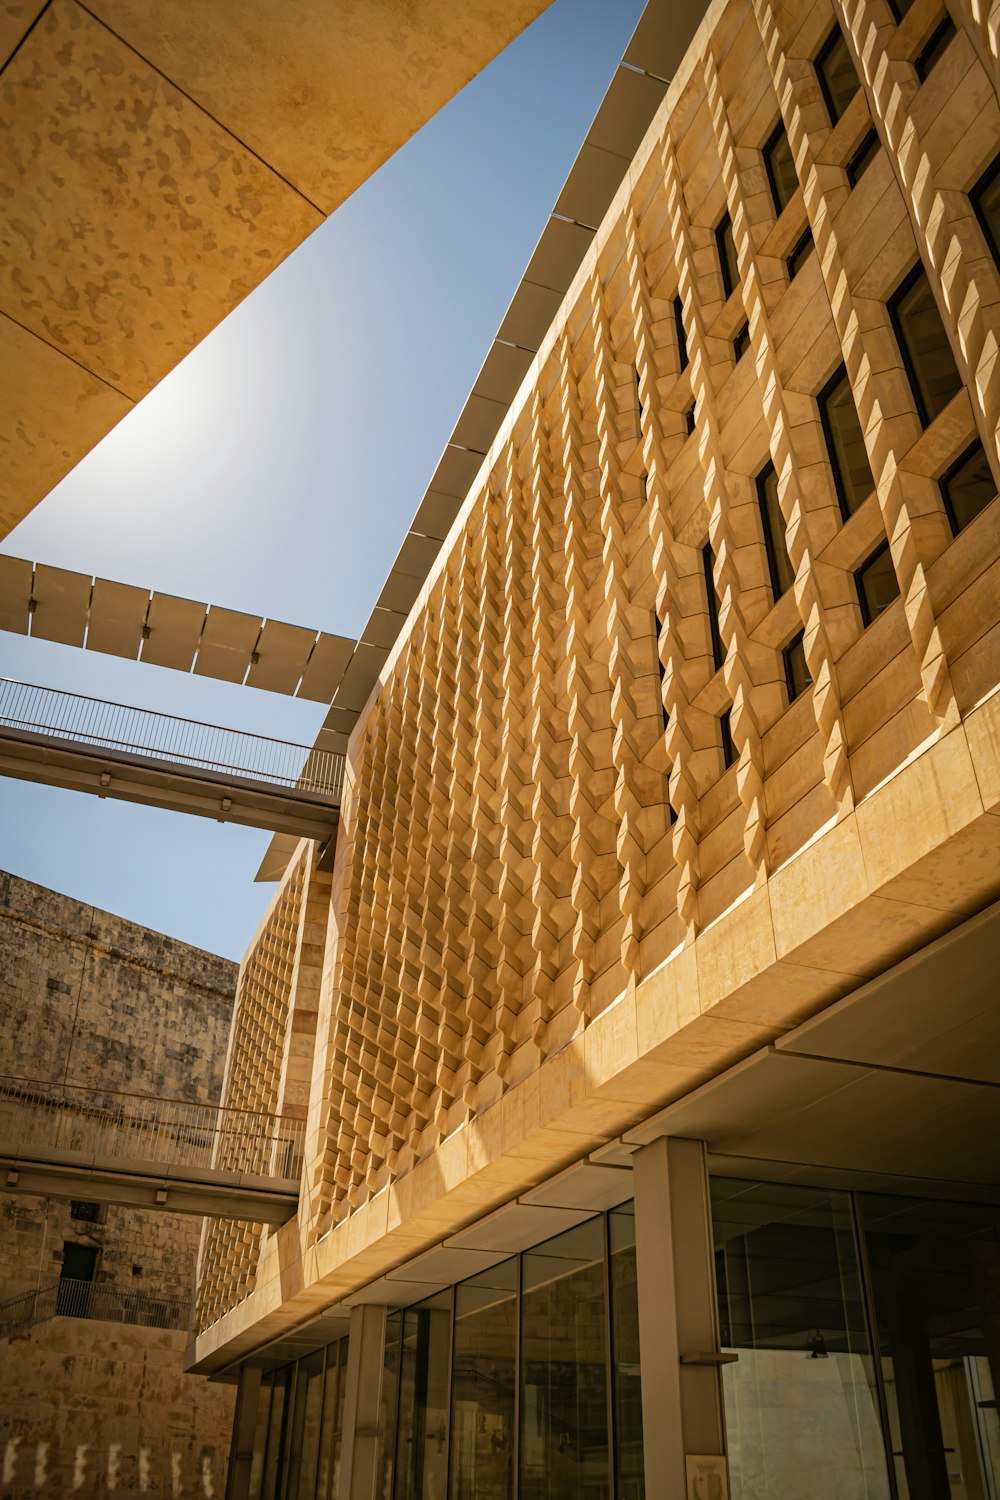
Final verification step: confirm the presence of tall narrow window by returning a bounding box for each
[972,153,1000,268]
[733,321,751,361]
[786,229,814,280]
[653,614,669,734]
[702,542,725,672]
[819,365,875,519]
[716,211,739,299]
[816,27,860,124]
[941,441,997,534]
[888,263,962,427]
[846,128,880,187]
[887,0,916,17]
[610,1206,645,1496]
[684,401,696,436]
[914,13,956,80]
[855,540,901,626]
[782,630,812,701]
[719,708,736,769]
[674,294,688,369]
[395,1292,452,1500]
[449,1260,517,1499]
[763,121,798,215]
[756,461,795,600]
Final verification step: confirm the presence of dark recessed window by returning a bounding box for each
[972,154,1000,269]
[702,542,725,672]
[69,1201,102,1224]
[914,14,956,80]
[756,461,795,600]
[719,708,736,769]
[888,263,962,427]
[855,540,901,626]
[733,322,751,361]
[782,630,813,701]
[634,367,644,424]
[888,0,916,18]
[674,295,688,370]
[787,229,814,280]
[816,27,861,124]
[132,1264,143,1278]
[940,441,997,533]
[819,365,875,519]
[763,122,798,215]
[653,613,669,734]
[684,402,696,436]
[716,212,739,299]
[846,129,880,187]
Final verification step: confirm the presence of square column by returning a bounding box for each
[338,1304,388,1500]
[633,1136,729,1495]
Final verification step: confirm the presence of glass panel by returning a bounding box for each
[757,462,795,599]
[942,442,997,534]
[610,1205,644,1500]
[329,1338,350,1499]
[449,1258,517,1500]
[764,125,798,214]
[889,266,962,427]
[972,157,1000,267]
[847,130,881,187]
[378,1314,403,1500]
[914,15,956,81]
[859,1195,1000,1500]
[520,1216,610,1500]
[248,1371,274,1500]
[316,1338,347,1500]
[783,632,813,701]
[716,213,739,298]
[712,1177,891,1500]
[855,543,900,626]
[816,28,860,123]
[262,1365,294,1500]
[820,366,875,518]
[285,1350,324,1500]
[395,1291,452,1500]
[674,296,688,369]
[702,543,725,671]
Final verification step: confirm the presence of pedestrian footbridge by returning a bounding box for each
[0,677,343,840]
[0,1076,304,1224]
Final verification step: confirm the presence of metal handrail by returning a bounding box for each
[0,677,343,799]
[0,1075,306,1184]
[0,1277,187,1338]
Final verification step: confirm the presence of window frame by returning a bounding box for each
[782,629,811,703]
[674,294,688,370]
[756,460,795,602]
[815,26,860,125]
[733,321,751,362]
[818,363,875,522]
[762,120,798,217]
[971,152,1000,269]
[715,211,738,300]
[940,439,998,535]
[786,228,814,280]
[702,542,725,673]
[914,12,956,81]
[719,708,736,770]
[846,128,880,187]
[854,539,900,628]
[887,260,962,429]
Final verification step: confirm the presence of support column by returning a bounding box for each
[633,1136,729,1496]
[338,1304,388,1500]
[225,1366,262,1500]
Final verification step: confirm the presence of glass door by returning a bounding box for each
[859,1194,1000,1500]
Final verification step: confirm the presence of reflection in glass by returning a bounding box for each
[520,1217,610,1500]
[449,1259,517,1499]
[261,1364,292,1500]
[248,1370,273,1499]
[316,1338,349,1500]
[610,1206,644,1500]
[378,1314,403,1500]
[395,1291,452,1500]
[711,1177,891,1499]
[860,1194,1000,1500]
[287,1348,324,1499]
[941,442,997,535]
[888,265,962,428]
[819,365,874,519]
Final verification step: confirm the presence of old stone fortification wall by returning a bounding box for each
[0,871,238,1496]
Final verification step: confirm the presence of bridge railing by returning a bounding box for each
[0,677,343,799]
[0,1277,188,1338]
[0,1075,306,1186]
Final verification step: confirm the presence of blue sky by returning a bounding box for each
[0,0,645,959]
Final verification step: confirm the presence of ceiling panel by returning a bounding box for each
[497,282,564,351]
[522,219,595,297]
[445,1203,592,1254]
[520,1162,635,1212]
[141,592,207,671]
[377,571,423,616]
[451,392,508,455]
[587,67,667,159]
[555,141,632,232]
[30,563,90,647]
[193,607,262,684]
[430,445,488,500]
[360,607,407,651]
[624,0,710,80]
[394,533,443,579]
[340,1275,448,1309]
[246,619,316,695]
[334,644,390,712]
[86,577,149,659]
[411,491,463,541]
[296,632,355,703]
[385,1245,508,1284]
[473,342,536,404]
[0,555,32,633]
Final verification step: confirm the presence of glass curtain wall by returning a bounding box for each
[711,1179,1000,1500]
[229,1335,349,1500]
[377,1205,642,1500]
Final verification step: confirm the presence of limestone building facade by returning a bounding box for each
[189,0,1000,1493]
[0,871,237,1498]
